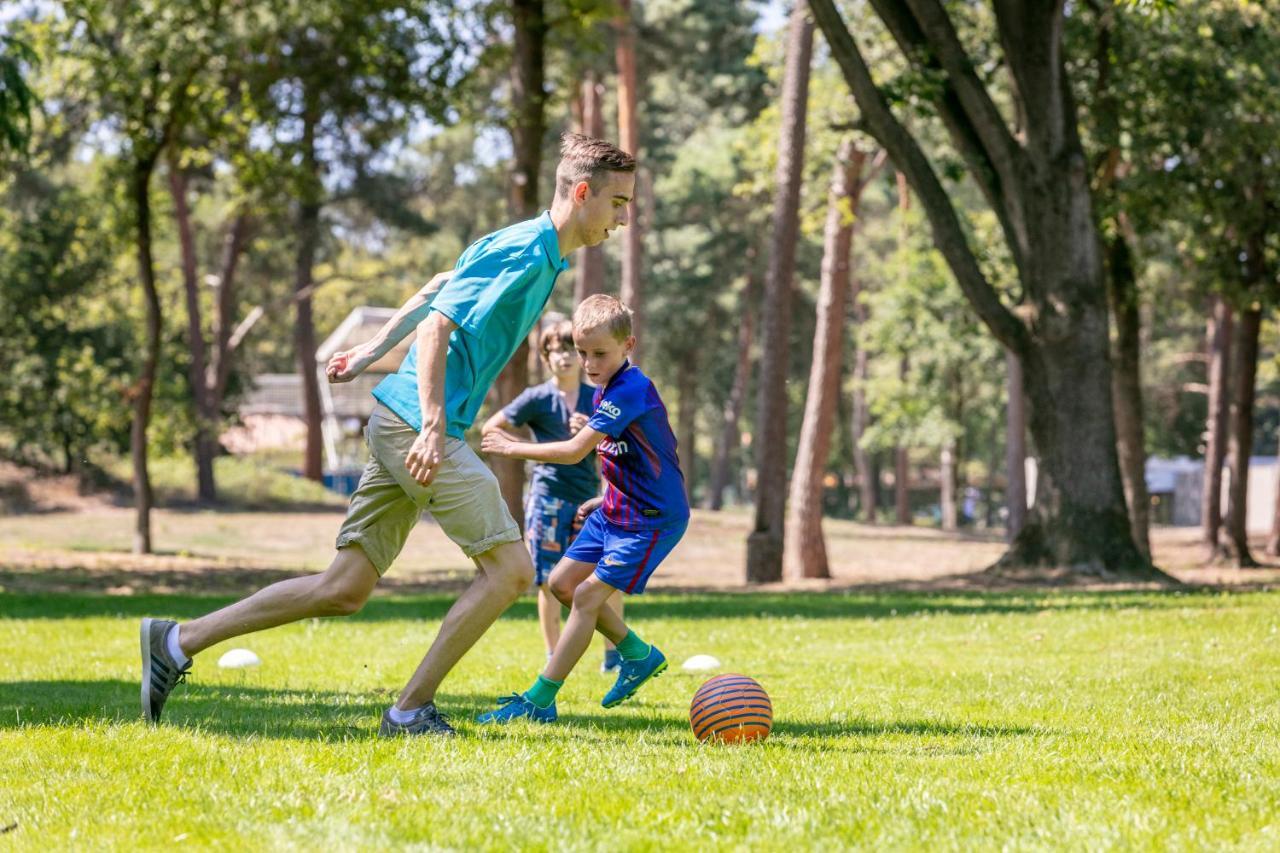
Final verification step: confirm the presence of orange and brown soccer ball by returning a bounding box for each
[689,674,772,744]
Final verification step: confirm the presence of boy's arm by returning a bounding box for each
[481,425,605,466]
[405,310,456,486]
[326,271,451,383]
[480,409,514,435]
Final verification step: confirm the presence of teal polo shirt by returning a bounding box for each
[372,212,569,438]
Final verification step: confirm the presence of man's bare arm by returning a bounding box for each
[326,271,451,382]
[404,310,457,486]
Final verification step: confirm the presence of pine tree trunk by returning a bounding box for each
[1202,295,1233,559]
[497,0,549,529]
[940,437,957,531]
[784,140,866,580]
[746,3,813,584]
[1005,348,1027,541]
[573,70,605,303]
[209,212,251,410]
[851,279,875,523]
[676,353,698,505]
[1224,306,1261,567]
[1105,230,1150,557]
[894,443,910,525]
[295,114,324,483]
[615,0,644,358]
[707,269,755,511]
[131,163,160,554]
[167,165,217,503]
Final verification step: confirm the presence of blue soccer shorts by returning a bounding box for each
[564,510,688,595]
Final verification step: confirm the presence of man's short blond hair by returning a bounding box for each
[573,294,633,343]
[555,133,637,199]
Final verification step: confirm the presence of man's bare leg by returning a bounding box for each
[177,546,380,657]
[394,539,533,710]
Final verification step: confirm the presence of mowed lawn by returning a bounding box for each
[2,589,1279,849]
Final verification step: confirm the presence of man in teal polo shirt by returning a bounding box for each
[139,134,637,736]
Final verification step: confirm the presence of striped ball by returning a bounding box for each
[689,674,772,744]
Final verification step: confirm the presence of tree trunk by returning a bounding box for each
[167,164,217,503]
[851,279,875,523]
[784,141,866,580]
[574,70,605,303]
[615,0,644,358]
[894,443,910,525]
[295,110,324,484]
[940,437,957,530]
[746,3,813,584]
[1224,306,1261,567]
[1267,445,1280,556]
[676,352,698,505]
[1105,229,1150,557]
[209,212,251,408]
[707,268,756,511]
[1202,295,1233,558]
[497,0,549,529]
[1005,347,1027,541]
[130,163,161,554]
[810,0,1158,578]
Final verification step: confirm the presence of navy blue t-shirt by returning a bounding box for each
[502,380,600,504]
[586,361,689,531]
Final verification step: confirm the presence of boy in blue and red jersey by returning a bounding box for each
[477,294,689,722]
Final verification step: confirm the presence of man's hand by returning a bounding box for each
[480,429,520,459]
[405,428,445,486]
[576,496,604,523]
[326,346,373,383]
[569,412,589,434]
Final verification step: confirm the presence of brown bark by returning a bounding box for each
[851,279,875,523]
[1202,295,1233,557]
[784,140,867,580]
[940,437,957,530]
[167,164,217,503]
[894,445,910,524]
[615,0,644,358]
[495,0,550,530]
[707,268,756,511]
[1005,347,1027,541]
[1268,447,1280,556]
[810,0,1156,577]
[1105,229,1150,557]
[210,212,251,406]
[295,108,324,483]
[1224,306,1261,567]
[130,163,161,554]
[574,71,606,303]
[676,353,698,505]
[746,3,813,583]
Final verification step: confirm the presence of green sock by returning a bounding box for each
[615,630,649,662]
[524,674,563,709]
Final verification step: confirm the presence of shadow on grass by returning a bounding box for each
[0,680,1045,752]
[0,588,1203,624]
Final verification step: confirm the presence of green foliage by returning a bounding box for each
[0,176,131,469]
[0,34,37,154]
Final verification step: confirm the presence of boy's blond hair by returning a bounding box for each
[555,133,637,199]
[539,319,575,357]
[573,294,633,343]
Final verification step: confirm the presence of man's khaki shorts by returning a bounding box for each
[335,404,521,574]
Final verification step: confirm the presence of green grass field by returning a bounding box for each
[3,588,1278,849]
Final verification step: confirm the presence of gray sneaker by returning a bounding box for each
[140,618,191,723]
[378,703,456,737]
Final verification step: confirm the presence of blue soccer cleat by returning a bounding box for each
[476,693,557,724]
[601,644,667,708]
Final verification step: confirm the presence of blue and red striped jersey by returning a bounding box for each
[586,361,689,531]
